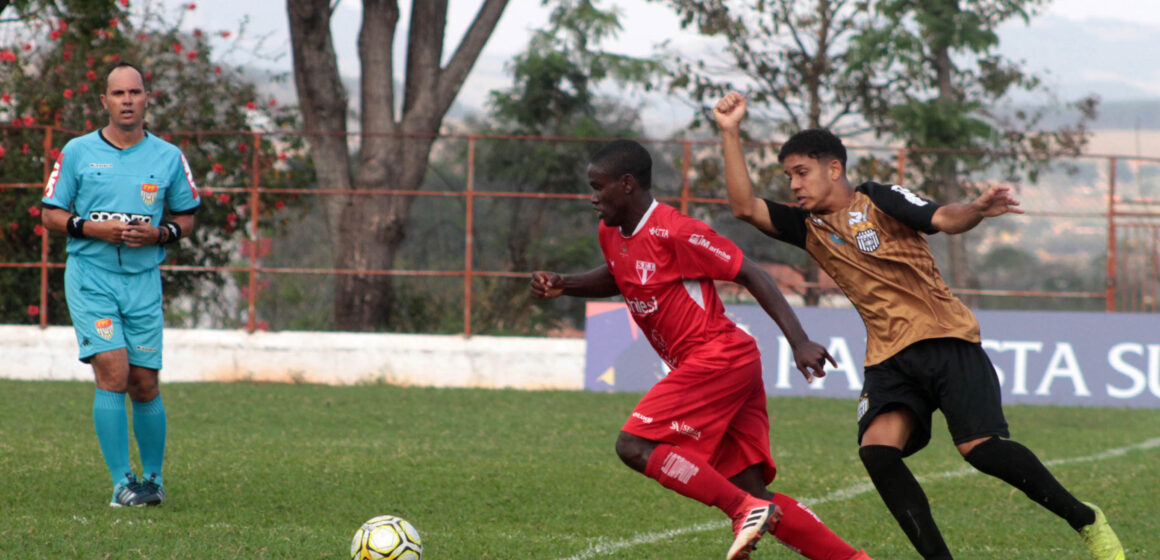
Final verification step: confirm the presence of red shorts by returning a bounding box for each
[622,357,776,483]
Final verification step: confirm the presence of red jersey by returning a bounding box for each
[599,201,754,371]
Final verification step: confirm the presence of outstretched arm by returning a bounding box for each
[930,185,1024,234]
[733,257,835,382]
[714,92,778,235]
[530,265,620,300]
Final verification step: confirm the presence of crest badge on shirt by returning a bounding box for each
[848,204,880,253]
[636,260,656,284]
[140,183,159,205]
[95,318,114,341]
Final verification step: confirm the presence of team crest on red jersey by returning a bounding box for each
[636,260,656,284]
[140,183,159,205]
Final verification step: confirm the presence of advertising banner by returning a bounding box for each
[584,302,1160,408]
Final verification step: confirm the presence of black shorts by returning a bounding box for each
[857,337,1009,457]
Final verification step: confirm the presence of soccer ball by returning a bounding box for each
[350,515,423,560]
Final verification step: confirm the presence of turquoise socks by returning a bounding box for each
[132,394,167,486]
[93,389,131,486]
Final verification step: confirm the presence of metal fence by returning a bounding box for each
[4,127,1159,335]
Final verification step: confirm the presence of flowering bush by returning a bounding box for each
[0,0,312,326]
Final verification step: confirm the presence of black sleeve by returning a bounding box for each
[761,198,809,248]
[858,181,940,234]
[170,206,199,216]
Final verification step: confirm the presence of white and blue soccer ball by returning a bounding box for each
[350,515,423,560]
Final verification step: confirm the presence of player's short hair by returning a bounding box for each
[103,61,147,93]
[778,128,847,169]
[590,139,653,190]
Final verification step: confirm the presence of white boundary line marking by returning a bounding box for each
[557,437,1160,560]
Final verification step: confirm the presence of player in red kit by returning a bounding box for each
[531,140,872,560]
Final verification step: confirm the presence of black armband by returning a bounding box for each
[66,215,87,238]
[160,221,182,245]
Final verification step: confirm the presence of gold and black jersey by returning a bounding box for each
[763,181,979,366]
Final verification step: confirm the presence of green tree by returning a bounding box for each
[657,0,881,305]
[470,0,659,334]
[0,0,308,326]
[286,0,509,331]
[850,0,1097,304]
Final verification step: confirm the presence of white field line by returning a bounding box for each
[557,437,1160,560]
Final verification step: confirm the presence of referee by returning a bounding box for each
[41,61,200,507]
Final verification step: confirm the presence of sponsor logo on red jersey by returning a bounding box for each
[687,234,732,262]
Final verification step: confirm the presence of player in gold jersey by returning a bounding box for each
[712,92,1124,560]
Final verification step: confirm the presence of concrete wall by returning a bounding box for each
[0,326,586,390]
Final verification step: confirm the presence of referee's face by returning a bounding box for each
[101,66,148,132]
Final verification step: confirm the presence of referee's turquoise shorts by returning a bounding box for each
[64,258,164,370]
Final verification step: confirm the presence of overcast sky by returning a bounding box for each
[170,0,1160,135]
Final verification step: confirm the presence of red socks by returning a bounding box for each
[643,445,861,560]
[769,493,859,560]
[644,443,752,517]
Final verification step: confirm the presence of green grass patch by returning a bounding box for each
[0,379,1155,559]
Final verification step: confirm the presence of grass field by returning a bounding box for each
[0,379,1156,559]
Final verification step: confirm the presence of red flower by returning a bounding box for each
[8,222,18,231]
[0,146,6,157]
[187,2,197,10]
[269,98,278,107]
[49,30,60,40]
[217,193,230,204]
[28,205,40,217]
[173,42,183,54]
[84,120,92,130]
[48,148,61,160]
[213,66,221,75]
[237,142,248,153]
[22,43,31,51]
[220,31,231,38]
[109,18,119,28]
[277,152,288,161]
[22,116,34,126]
[63,88,74,99]
[186,51,197,61]
[274,201,285,210]
[108,53,121,62]
[256,320,269,331]
[144,71,153,80]
[193,29,203,38]
[136,33,148,42]
[245,101,256,110]
[212,163,224,174]
[21,143,29,154]
[1,93,9,103]
[85,69,97,81]
[79,83,89,93]
[120,0,129,7]
[28,305,39,316]
[0,50,16,63]
[33,224,45,236]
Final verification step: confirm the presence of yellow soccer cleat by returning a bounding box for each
[1079,502,1125,560]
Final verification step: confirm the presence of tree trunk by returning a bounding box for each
[288,0,509,331]
[929,2,980,307]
